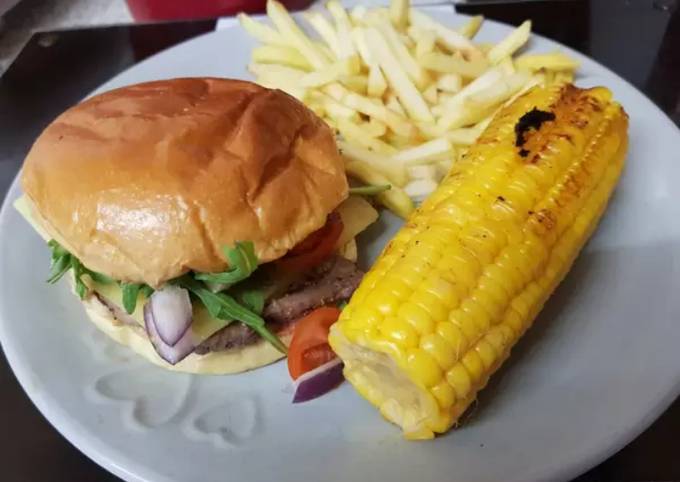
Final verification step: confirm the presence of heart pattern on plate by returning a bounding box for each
[88,367,194,431]
[184,394,261,448]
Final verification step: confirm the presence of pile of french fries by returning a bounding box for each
[239,0,579,218]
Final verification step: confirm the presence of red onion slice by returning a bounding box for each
[144,302,196,365]
[292,357,344,403]
[148,286,193,346]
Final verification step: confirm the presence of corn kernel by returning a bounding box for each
[461,350,484,383]
[364,287,401,316]
[421,333,457,371]
[410,291,446,323]
[406,349,442,388]
[436,322,467,360]
[460,298,491,333]
[475,340,497,371]
[398,301,435,335]
[380,316,419,348]
[449,309,481,340]
[485,326,510,354]
[431,381,456,410]
[471,288,504,322]
[423,275,460,310]
[446,363,472,399]
[345,304,382,330]
[502,307,526,335]
[381,276,413,299]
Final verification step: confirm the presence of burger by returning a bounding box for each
[16,77,377,374]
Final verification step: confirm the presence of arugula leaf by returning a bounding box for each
[48,239,69,262]
[348,184,391,196]
[178,275,285,354]
[87,271,114,285]
[194,241,259,287]
[47,252,71,284]
[214,291,287,353]
[70,257,89,300]
[120,283,142,314]
[240,289,265,315]
[46,240,114,292]
[176,276,225,319]
[140,285,154,298]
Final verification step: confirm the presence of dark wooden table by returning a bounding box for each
[0,1,678,480]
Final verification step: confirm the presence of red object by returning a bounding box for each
[126,0,314,21]
[276,212,344,273]
[287,307,341,380]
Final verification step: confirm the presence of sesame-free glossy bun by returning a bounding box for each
[21,78,348,286]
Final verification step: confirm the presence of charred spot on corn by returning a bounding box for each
[514,108,556,157]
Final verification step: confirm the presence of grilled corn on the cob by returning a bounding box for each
[329,84,628,439]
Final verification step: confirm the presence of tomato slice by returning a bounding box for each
[288,306,341,380]
[277,212,344,273]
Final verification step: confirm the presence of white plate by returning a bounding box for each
[1,7,679,482]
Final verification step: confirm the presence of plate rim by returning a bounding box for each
[1,12,679,482]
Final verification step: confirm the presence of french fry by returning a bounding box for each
[385,91,407,117]
[348,6,366,24]
[438,71,529,129]
[458,15,484,39]
[436,158,453,178]
[419,51,489,78]
[445,116,491,145]
[389,0,409,30]
[515,52,580,72]
[409,9,482,59]
[248,62,305,81]
[384,132,417,149]
[553,70,575,83]
[327,0,357,59]
[392,138,454,164]
[350,27,373,65]
[266,0,329,69]
[423,83,438,104]
[499,57,515,75]
[252,45,313,71]
[366,118,388,137]
[303,12,342,58]
[374,21,430,89]
[487,20,531,64]
[256,77,307,100]
[416,121,446,139]
[436,73,462,93]
[323,84,417,138]
[400,33,415,49]
[338,140,408,186]
[308,90,359,120]
[404,178,438,200]
[341,75,369,94]
[407,164,441,181]
[367,65,388,97]
[337,118,399,154]
[306,101,326,117]
[316,43,336,62]
[345,160,414,218]
[440,66,504,108]
[238,13,291,46]
[364,27,434,123]
[300,57,361,88]
[412,27,436,59]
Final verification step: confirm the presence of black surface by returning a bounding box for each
[0,1,678,481]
